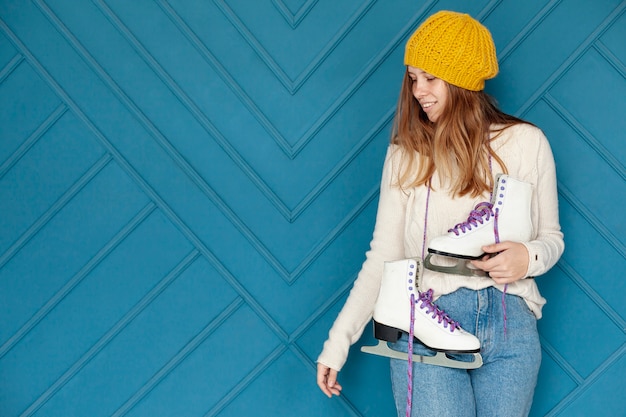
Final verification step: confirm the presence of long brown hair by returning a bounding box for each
[391,69,527,197]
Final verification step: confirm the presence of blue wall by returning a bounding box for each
[0,0,624,416]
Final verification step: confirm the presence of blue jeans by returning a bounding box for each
[389,287,541,417]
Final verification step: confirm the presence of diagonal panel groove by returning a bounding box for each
[202,344,287,417]
[156,0,294,158]
[0,202,157,360]
[539,334,583,384]
[0,17,291,351]
[271,0,318,29]
[556,258,626,333]
[557,180,625,260]
[20,249,201,417]
[0,153,113,269]
[290,182,379,282]
[289,274,355,343]
[290,106,394,222]
[0,102,67,180]
[0,52,23,83]
[517,1,626,117]
[215,0,376,94]
[543,93,625,180]
[495,0,562,62]
[41,0,395,284]
[93,0,292,221]
[34,0,293,280]
[111,297,245,417]
[544,343,626,417]
[594,39,626,78]
[160,0,431,159]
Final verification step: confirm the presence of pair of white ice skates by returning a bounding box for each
[362,175,532,369]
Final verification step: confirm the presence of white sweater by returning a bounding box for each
[317,123,565,372]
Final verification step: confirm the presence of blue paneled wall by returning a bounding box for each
[0,1,624,416]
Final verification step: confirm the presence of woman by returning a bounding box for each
[316,10,564,417]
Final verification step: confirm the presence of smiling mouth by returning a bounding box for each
[421,102,436,109]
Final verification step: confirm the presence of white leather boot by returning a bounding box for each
[376,258,480,352]
[424,174,533,276]
[361,258,482,368]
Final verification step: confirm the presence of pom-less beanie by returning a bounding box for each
[404,10,499,91]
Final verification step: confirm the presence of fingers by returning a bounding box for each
[471,241,529,283]
[316,363,342,398]
[480,241,512,254]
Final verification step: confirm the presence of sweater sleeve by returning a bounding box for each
[316,146,408,371]
[522,129,565,277]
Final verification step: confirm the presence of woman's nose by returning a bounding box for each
[413,81,424,98]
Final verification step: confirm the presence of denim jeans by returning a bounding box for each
[389,287,541,417]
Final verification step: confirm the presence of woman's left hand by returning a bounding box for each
[470,241,529,284]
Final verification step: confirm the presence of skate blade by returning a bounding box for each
[361,340,483,370]
[424,253,487,277]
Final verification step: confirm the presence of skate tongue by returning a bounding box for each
[417,289,461,332]
[448,202,494,235]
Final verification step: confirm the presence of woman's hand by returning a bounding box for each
[316,363,342,398]
[470,241,529,284]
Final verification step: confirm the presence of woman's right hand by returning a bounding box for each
[316,362,342,398]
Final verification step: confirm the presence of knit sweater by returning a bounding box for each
[317,123,564,372]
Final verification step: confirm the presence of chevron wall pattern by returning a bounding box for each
[0,0,624,416]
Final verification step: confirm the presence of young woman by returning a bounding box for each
[316,10,564,417]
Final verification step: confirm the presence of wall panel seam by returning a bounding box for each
[202,344,287,417]
[539,334,583,385]
[93,0,294,221]
[557,259,626,333]
[543,344,625,416]
[290,274,356,341]
[276,1,435,157]
[20,249,202,417]
[0,103,67,180]
[159,0,430,160]
[0,18,290,365]
[288,183,379,284]
[593,40,626,78]
[0,52,23,83]
[155,0,295,158]
[111,296,245,417]
[557,181,625,260]
[42,0,392,284]
[0,201,156,360]
[271,0,318,29]
[0,153,112,270]
[495,0,562,62]
[214,0,376,94]
[543,94,625,180]
[518,2,626,117]
[36,0,302,281]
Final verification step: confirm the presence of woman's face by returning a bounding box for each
[407,66,448,123]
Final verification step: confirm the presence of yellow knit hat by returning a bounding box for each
[404,10,498,91]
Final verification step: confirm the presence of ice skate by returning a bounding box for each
[361,258,482,369]
[424,174,533,277]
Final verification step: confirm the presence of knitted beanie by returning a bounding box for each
[404,10,498,91]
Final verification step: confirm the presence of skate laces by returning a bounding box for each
[448,202,494,235]
[406,293,415,417]
[417,289,460,332]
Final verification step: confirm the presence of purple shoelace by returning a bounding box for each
[418,289,461,331]
[406,293,414,417]
[406,289,460,417]
[448,202,494,235]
